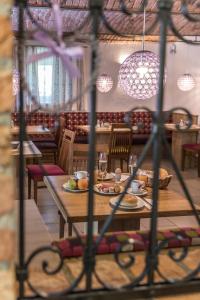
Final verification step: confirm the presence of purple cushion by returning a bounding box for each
[27,164,65,180]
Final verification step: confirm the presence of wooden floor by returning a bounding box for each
[17,157,200,248]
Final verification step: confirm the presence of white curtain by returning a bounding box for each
[24,45,85,111]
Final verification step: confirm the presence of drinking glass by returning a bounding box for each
[98,152,107,180]
[128,154,137,176]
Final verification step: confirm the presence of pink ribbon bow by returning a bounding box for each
[27,2,83,78]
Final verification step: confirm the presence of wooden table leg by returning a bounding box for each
[98,218,140,233]
[59,212,65,238]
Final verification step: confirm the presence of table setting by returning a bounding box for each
[61,151,172,211]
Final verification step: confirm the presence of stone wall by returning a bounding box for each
[0,1,15,299]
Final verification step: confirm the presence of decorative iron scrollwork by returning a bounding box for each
[12,0,200,298]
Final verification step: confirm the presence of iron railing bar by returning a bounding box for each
[162,135,200,225]
[95,131,155,247]
[17,0,26,298]
[84,0,102,292]
[147,0,171,285]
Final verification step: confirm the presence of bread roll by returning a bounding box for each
[122,194,138,206]
[159,168,168,179]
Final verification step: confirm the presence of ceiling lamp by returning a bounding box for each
[13,69,19,96]
[118,7,164,100]
[118,50,160,99]
[96,74,113,93]
[177,73,195,92]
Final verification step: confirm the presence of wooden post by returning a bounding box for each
[0,1,15,299]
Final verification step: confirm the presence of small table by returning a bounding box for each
[11,141,42,159]
[165,123,200,168]
[12,141,42,184]
[11,125,50,137]
[44,175,200,238]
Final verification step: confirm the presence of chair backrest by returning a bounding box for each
[55,116,66,148]
[58,129,75,172]
[109,123,132,156]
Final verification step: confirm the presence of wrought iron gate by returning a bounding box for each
[14,0,200,299]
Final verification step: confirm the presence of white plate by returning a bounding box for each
[110,196,144,210]
[94,184,124,195]
[62,183,88,193]
[127,188,148,197]
[97,173,113,181]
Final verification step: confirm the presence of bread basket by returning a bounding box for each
[146,175,173,189]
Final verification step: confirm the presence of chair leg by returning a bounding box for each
[107,157,111,173]
[120,159,123,172]
[181,149,186,171]
[198,151,200,177]
[28,175,31,198]
[53,151,57,164]
[33,180,38,205]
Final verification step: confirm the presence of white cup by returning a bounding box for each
[131,180,144,193]
[74,171,88,179]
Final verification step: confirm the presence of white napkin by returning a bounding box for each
[111,173,129,183]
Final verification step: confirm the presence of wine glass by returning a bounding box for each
[128,154,137,176]
[98,152,107,181]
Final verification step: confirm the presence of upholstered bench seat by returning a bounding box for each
[34,141,57,150]
[183,144,200,150]
[52,227,200,258]
[27,164,65,181]
[29,134,55,143]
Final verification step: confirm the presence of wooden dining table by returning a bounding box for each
[11,141,42,159]
[44,174,200,238]
[77,125,135,153]
[165,123,200,168]
[11,125,50,136]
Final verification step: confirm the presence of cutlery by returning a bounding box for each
[142,197,152,209]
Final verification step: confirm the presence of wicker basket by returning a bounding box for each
[146,175,173,189]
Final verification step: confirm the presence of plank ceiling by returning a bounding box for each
[12,0,200,42]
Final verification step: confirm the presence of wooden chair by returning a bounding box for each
[107,123,132,172]
[182,143,200,177]
[34,116,66,163]
[27,129,75,204]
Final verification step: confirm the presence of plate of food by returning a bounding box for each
[127,187,148,197]
[110,194,144,210]
[63,178,88,193]
[97,172,113,181]
[94,182,123,195]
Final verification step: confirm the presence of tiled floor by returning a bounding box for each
[20,157,200,248]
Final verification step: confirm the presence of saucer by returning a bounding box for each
[127,188,148,197]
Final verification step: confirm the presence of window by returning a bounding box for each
[25,46,73,109]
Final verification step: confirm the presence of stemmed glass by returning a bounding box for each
[128,154,138,176]
[98,152,108,181]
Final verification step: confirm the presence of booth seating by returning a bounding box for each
[11,111,173,146]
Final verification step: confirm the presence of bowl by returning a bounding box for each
[146,175,173,189]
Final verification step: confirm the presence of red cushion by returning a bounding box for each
[27,164,65,180]
[183,144,200,150]
[52,227,200,258]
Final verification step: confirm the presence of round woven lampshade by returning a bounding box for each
[177,73,195,92]
[96,74,113,93]
[118,50,161,100]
